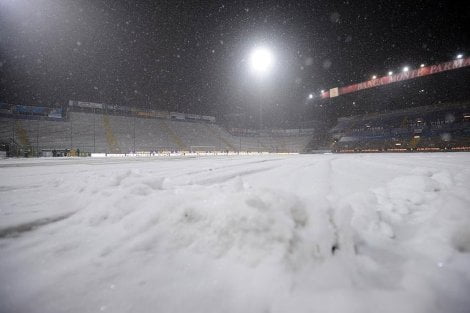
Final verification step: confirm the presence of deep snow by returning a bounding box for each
[0,153,470,313]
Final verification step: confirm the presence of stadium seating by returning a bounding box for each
[330,102,470,151]
[0,111,313,155]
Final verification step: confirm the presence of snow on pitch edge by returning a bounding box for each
[0,153,470,313]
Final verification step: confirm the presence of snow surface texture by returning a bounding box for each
[1,154,470,313]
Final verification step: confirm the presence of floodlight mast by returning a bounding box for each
[249,47,274,136]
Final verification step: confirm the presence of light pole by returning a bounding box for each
[93,108,96,153]
[133,114,136,153]
[249,46,274,132]
[36,118,39,157]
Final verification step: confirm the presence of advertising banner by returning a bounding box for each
[170,112,185,120]
[201,115,216,122]
[48,108,63,119]
[136,111,155,118]
[0,103,12,114]
[118,105,132,113]
[77,101,103,109]
[321,57,470,99]
[10,105,53,117]
[31,106,48,115]
[186,114,201,120]
[13,105,31,115]
[155,111,170,119]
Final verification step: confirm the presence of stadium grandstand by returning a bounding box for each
[318,56,470,152]
[330,102,470,152]
[1,57,469,157]
[0,101,315,157]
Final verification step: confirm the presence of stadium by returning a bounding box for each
[1,1,469,313]
[0,100,314,157]
[324,57,470,153]
[1,56,469,157]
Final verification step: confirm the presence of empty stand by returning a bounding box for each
[0,111,313,155]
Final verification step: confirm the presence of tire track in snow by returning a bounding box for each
[324,157,341,255]
[0,212,76,238]
[192,166,276,185]
[171,157,285,178]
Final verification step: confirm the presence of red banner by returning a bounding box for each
[321,57,470,99]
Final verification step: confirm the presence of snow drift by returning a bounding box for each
[0,154,470,313]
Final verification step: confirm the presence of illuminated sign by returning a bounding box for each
[322,57,470,99]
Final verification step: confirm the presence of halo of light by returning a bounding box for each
[249,47,274,75]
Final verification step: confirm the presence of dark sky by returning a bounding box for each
[0,0,469,127]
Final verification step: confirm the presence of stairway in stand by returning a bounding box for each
[102,115,120,153]
[160,121,188,151]
[204,124,236,151]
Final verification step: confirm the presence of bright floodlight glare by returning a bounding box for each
[403,66,409,72]
[372,75,377,79]
[321,89,325,93]
[388,71,393,76]
[420,64,425,68]
[456,54,463,59]
[308,94,314,99]
[249,47,274,75]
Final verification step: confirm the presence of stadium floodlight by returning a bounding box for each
[308,93,314,99]
[402,66,409,72]
[248,46,274,135]
[420,64,425,68]
[372,75,377,79]
[456,54,463,59]
[321,89,325,93]
[388,71,393,76]
[249,47,274,76]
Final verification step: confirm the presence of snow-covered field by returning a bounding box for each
[1,153,470,313]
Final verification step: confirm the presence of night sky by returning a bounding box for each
[0,0,468,128]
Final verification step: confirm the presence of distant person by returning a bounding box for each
[52,149,57,157]
[76,148,80,157]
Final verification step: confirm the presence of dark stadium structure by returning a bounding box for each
[1,58,469,157]
[319,58,470,152]
[330,102,470,152]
